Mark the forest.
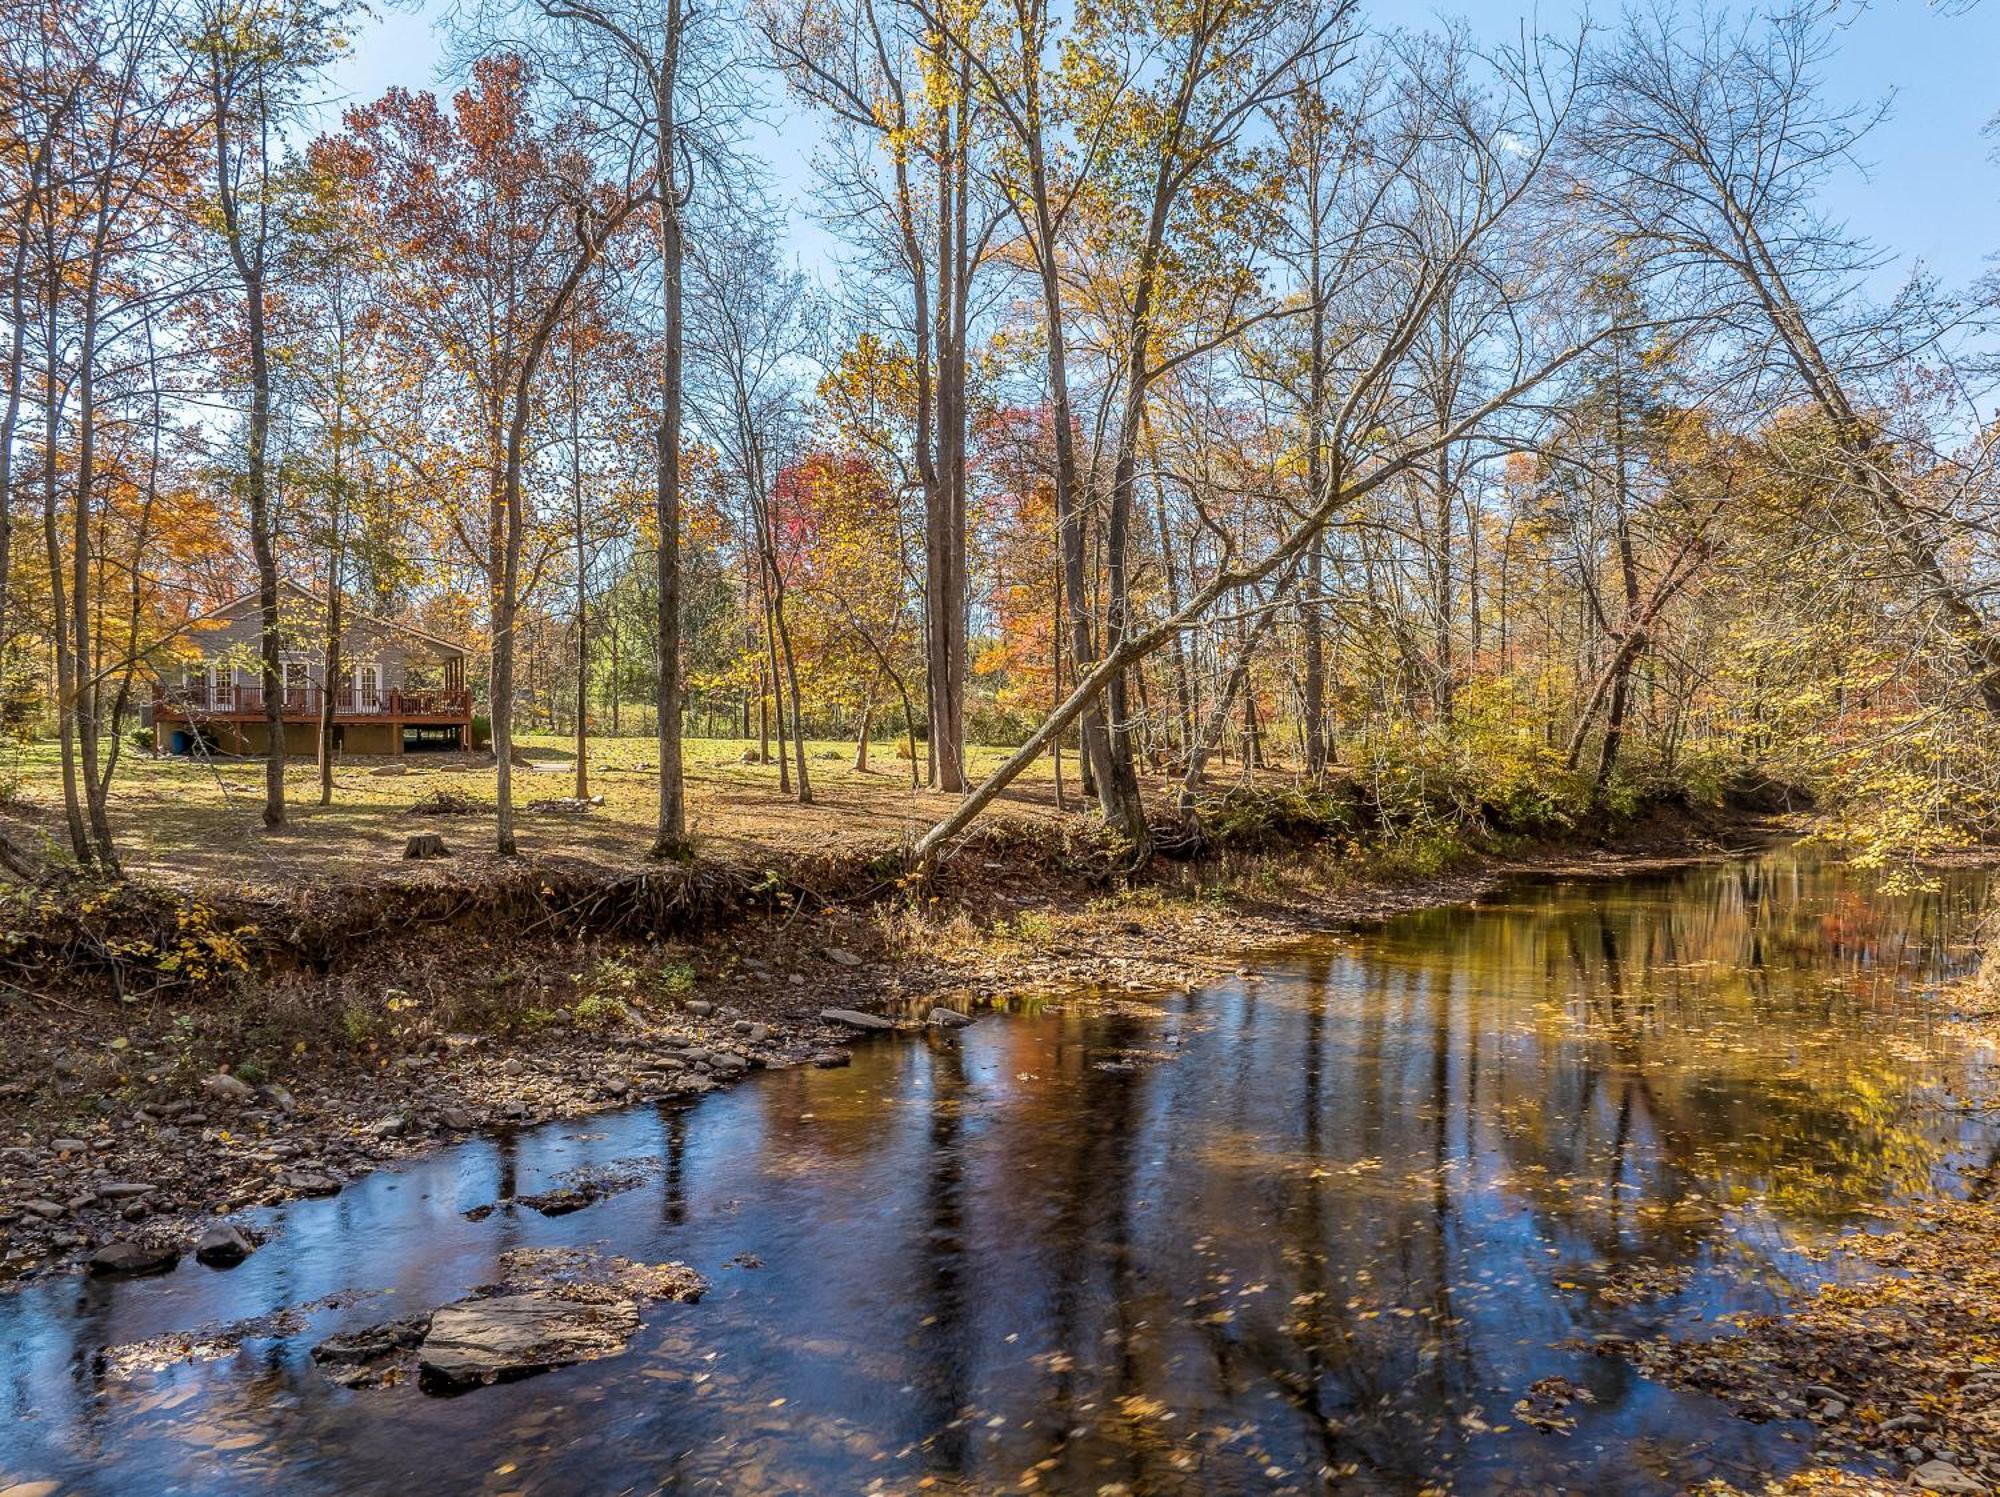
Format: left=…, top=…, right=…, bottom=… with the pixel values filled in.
left=0, top=0, right=1995, bottom=886
left=9, top=2, right=2000, bottom=1493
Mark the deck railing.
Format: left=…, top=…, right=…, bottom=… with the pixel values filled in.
left=155, top=683, right=472, bottom=719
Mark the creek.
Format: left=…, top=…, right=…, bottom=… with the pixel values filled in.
left=1, top=846, right=1995, bottom=1495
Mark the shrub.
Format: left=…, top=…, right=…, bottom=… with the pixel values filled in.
left=571, top=992, right=632, bottom=1030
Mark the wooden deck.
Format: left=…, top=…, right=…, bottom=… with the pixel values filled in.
left=153, top=685, right=473, bottom=725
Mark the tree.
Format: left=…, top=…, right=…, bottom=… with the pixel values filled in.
left=470, top=0, right=744, bottom=856
left=345, top=55, right=650, bottom=854
left=765, top=0, right=998, bottom=794
left=192, top=0, right=354, bottom=830
left=1587, top=6, right=2000, bottom=719
left=686, top=217, right=816, bottom=803
left=910, top=26, right=1617, bottom=868
left=22, top=0, right=197, bottom=869
left=277, top=132, right=398, bottom=806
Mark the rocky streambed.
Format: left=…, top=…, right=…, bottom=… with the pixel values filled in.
left=0, top=994, right=962, bottom=1285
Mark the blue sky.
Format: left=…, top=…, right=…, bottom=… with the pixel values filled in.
left=324, top=0, right=2000, bottom=297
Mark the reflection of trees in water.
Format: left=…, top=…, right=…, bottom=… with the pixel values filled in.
left=1354, top=850, right=1986, bottom=1228
left=656, top=1106, right=688, bottom=1227
left=1142, top=850, right=1996, bottom=1487
left=911, top=1033, right=972, bottom=1471
left=23, top=852, right=1993, bottom=1497
left=1268, top=952, right=1483, bottom=1486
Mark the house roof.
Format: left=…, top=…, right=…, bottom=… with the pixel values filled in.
left=200, top=581, right=469, bottom=659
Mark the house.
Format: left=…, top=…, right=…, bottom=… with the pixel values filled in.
left=152, top=581, right=473, bottom=757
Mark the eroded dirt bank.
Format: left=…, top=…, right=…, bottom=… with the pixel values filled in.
left=0, top=805, right=1770, bottom=1285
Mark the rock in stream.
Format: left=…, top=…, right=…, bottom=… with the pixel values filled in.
left=417, top=1293, right=640, bottom=1393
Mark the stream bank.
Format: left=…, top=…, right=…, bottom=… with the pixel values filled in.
left=0, top=803, right=1766, bottom=1285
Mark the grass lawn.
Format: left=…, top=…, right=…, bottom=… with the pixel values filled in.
left=0, top=731, right=1079, bottom=889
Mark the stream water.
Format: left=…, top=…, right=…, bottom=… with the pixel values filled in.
left=2, top=845, right=1997, bottom=1496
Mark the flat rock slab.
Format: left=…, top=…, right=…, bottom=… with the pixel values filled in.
left=418, top=1292, right=640, bottom=1393
left=820, top=1008, right=896, bottom=1032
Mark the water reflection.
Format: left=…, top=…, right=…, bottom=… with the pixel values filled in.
left=0, top=846, right=1993, bottom=1495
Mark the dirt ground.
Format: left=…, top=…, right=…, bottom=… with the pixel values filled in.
left=0, top=733, right=1116, bottom=889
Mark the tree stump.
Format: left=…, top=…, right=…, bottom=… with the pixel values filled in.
left=403, top=833, right=450, bottom=860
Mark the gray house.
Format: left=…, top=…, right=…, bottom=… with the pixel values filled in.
left=153, top=581, right=473, bottom=756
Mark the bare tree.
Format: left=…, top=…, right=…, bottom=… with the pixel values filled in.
left=685, top=216, right=818, bottom=804
left=911, top=27, right=1618, bottom=869
left=192, top=0, right=354, bottom=829
left=466, top=0, right=747, bottom=856
left=1586, top=5, right=2000, bottom=716
left=763, top=0, right=1001, bottom=795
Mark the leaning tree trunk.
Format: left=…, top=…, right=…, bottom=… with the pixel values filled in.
left=1594, top=656, right=1635, bottom=792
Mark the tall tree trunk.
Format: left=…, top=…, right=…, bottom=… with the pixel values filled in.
left=1016, top=57, right=1120, bottom=826
left=854, top=671, right=877, bottom=772
left=213, top=117, right=286, bottom=828
left=760, top=562, right=789, bottom=793
left=41, top=330, right=89, bottom=865
left=769, top=562, right=812, bottom=805
left=0, top=187, right=30, bottom=726
left=1094, top=87, right=1196, bottom=862
left=608, top=613, right=620, bottom=734
left=493, top=192, right=644, bottom=854
left=1051, top=561, right=1067, bottom=811
left=570, top=362, right=591, bottom=802
left=318, top=567, right=342, bottom=806
left=925, top=88, right=972, bottom=795
left=1148, top=463, right=1193, bottom=765
left=651, top=16, right=687, bottom=854
left=318, top=403, right=345, bottom=807
left=1594, top=660, right=1633, bottom=790
left=1431, top=445, right=1454, bottom=723
left=757, top=664, right=770, bottom=767
left=75, top=229, right=117, bottom=867
left=1301, top=231, right=1330, bottom=780
left=493, top=467, right=519, bottom=855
